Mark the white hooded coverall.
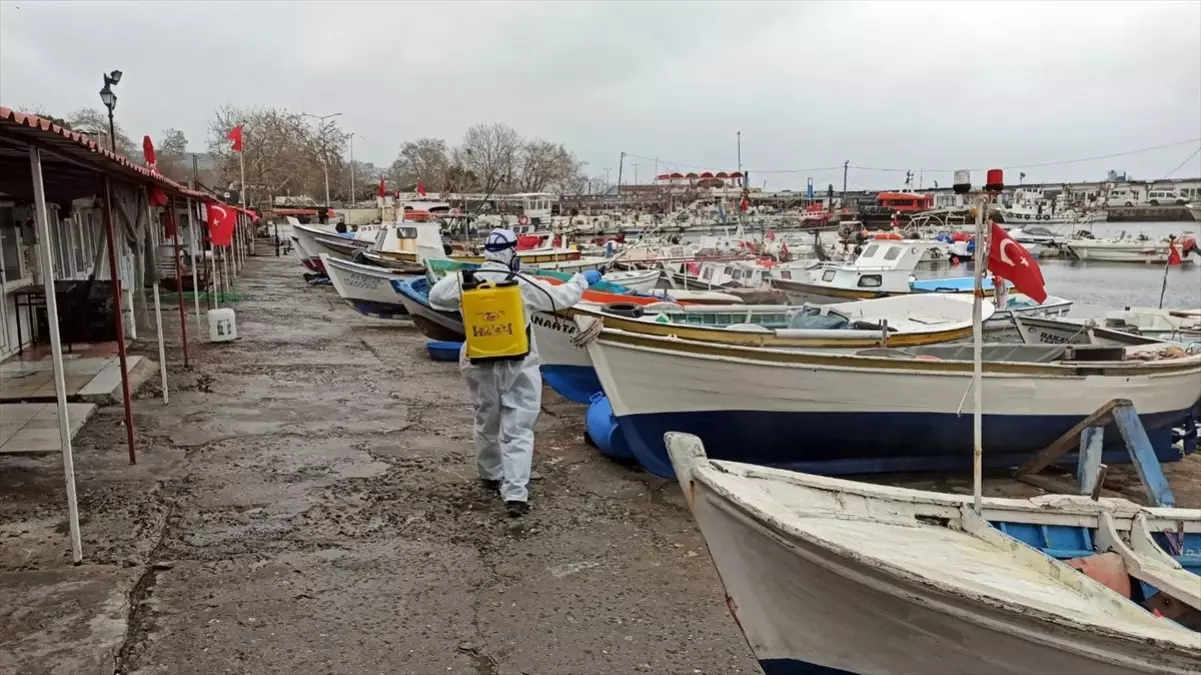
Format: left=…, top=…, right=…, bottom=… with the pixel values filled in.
left=428, top=232, right=589, bottom=503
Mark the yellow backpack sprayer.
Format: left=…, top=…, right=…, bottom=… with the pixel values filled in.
left=460, top=269, right=530, bottom=363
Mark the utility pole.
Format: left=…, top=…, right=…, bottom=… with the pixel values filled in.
left=842, top=160, right=849, bottom=200
left=631, top=162, right=640, bottom=186
left=604, top=168, right=611, bottom=188
left=617, top=152, right=625, bottom=194
left=348, top=132, right=356, bottom=205
left=736, top=130, right=742, bottom=175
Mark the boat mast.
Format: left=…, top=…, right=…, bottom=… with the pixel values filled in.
left=971, top=187, right=985, bottom=515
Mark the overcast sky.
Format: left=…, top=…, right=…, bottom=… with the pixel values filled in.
left=2, top=0, right=1199, bottom=190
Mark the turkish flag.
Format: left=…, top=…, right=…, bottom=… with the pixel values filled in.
left=987, top=222, right=1046, bottom=303
left=206, top=202, right=236, bottom=246
left=1167, top=239, right=1182, bottom=266
left=378, top=177, right=387, bottom=198
left=142, top=135, right=157, bottom=170
left=228, top=124, right=244, bottom=152
left=416, top=181, right=427, bottom=197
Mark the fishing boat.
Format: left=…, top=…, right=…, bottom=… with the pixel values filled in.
left=1101, top=308, right=1201, bottom=342
left=580, top=325, right=1201, bottom=477
left=1003, top=315, right=1172, bottom=347
left=321, top=254, right=415, bottom=319
left=1008, top=225, right=1068, bottom=246
left=394, top=262, right=704, bottom=343
left=601, top=268, right=660, bottom=292
left=293, top=222, right=376, bottom=260
left=664, top=433, right=1201, bottom=675
left=1067, top=234, right=1198, bottom=264
left=535, top=294, right=989, bottom=403
left=391, top=277, right=465, bottom=341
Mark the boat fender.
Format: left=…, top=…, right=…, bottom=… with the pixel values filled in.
left=1024, top=213, right=1031, bottom=220
left=603, top=302, right=644, bottom=318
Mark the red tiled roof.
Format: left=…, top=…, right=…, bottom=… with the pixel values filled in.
left=0, top=105, right=189, bottom=193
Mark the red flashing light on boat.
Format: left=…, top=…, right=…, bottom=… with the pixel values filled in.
left=985, top=169, right=1004, bottom=193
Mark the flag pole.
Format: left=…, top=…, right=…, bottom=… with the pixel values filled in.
left=1158, top=235, right=1175, bottom=309
left=971, top=189, right=986, bottom=515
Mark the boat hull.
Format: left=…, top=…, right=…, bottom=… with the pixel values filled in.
left=323, top=255, right=414, bottom=319
left=391, top=279, right=466, bottom=341
left=1069, top=243, right=1197, bottom=264
left=687, top=472, right=1196, bottom=675
left=588, top=334, right=1201, bottom=478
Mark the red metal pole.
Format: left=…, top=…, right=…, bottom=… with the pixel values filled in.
left=102, top=177, right=138, bottom=464
left=167, top=198, right=190, bottom=368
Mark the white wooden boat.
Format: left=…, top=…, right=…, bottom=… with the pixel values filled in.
left=602, top=268, right=660, bottom=292
left=665, top=433, right=1201, bottom=675
left=391, top=277, right=465, bottom=341
left=293, top=222, right=376, bottom=261
left=1102, top=308, right=1201, bottom=342
left=536, top=294, right=991, bottom=403
left=1008, top=225, right=1068, bottom=246
left=770, top=240, right=1002, bottom=304
left=1067, top=236, right=1198, bottom=264
left=580, top=325, right=1201, bottom=477
left=321, top=254, right=416, bottom=320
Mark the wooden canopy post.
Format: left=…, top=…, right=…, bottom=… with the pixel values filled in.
left=144, top=190, right=169, bottom=404
left=102, top=176, right=138, bottom=464
left=167, top=198, right=190, bottom=368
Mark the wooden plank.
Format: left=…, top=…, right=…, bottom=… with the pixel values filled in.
left=1112, top=405, right=1176, bottom=508
left=1015, top=398, right=1125, bottom=476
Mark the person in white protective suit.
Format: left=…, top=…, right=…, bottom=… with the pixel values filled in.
left=429, top=228, right=600, bottom=517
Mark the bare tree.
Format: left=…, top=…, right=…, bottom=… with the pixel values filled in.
left=155, top=128, right=189, bottom=183
left=208, top=106, right=349, bottom=207
left=396, top=138, right=451, bottom=191
left=68, top=107, right=137, bottom=158
left=458, top=123, right=520, bottom=195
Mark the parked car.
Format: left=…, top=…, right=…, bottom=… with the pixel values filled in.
left=1147, top=189, right=1187, bottom=206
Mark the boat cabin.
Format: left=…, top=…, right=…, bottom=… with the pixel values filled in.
left=497, top=193, right=555, bottom=226
left=876, top=192, right=934, bottom=213
left=802, top=241, right=927, bottom=294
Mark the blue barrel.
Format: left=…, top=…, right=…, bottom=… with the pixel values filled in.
left=426, top=340, right=463, bottom=362
left=585, top=394, right=633, bottom=460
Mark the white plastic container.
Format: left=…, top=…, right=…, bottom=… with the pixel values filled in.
left=208, top=307, right=238, bottom=342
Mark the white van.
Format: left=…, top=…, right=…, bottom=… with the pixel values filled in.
left=1104, top=188, right=1142, bottom=207
left=1146, top=189, right=1186, bottom=206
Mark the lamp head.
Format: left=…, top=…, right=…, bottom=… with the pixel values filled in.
left=99, top=86, right=117, bottom=111
left=109, top=70, right=122, bottom=84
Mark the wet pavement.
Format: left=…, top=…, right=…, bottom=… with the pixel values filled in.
left=4, top=251, right=1200, bottom=675
left=0, top=253, right=756, bottom=675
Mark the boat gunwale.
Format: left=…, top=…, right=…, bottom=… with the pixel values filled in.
left=686, top=461, right=1201, bottom=662
left=563, top=303, right=984, bottom=349
left=592, top=327, right=1201, bottom=377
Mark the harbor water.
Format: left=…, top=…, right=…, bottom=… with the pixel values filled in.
left=916, top=222, right=1200, bottom=317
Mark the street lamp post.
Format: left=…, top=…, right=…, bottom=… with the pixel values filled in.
left=98, top=69, right=122, bottom=152
left=302, top=111, right=343, bottom=205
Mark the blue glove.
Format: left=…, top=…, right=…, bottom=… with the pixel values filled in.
left=583, top=269, right=602, bottom=286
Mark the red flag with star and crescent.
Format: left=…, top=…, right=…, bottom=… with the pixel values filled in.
left=987, top=221, right=1046, bottom=303
left=206, top=202, right=236, bottom=247
left=227, top=125, right=244, bottom=152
